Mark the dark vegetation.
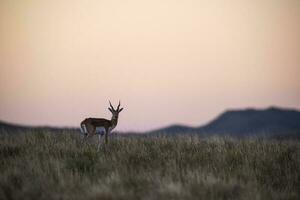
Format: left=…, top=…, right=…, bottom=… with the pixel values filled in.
left=0, top=131, right=299, bottom=200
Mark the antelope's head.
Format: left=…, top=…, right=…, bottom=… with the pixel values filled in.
left=108, top=101, right=123, bottom=120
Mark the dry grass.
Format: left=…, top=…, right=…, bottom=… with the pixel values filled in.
left=0, top=131, right=299, bottom=200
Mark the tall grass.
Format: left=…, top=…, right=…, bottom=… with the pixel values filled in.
left=0, top=131, right=299, bottom=200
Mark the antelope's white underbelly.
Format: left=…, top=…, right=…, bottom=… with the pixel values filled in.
left=95, top=127, right=105, bottom=134
left=95, top=126, right=115, bottom=134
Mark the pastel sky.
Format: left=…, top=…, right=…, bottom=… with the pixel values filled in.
left=0, top=0, right=299, bottom=131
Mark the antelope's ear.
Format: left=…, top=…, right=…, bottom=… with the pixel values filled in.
left=108, top=108, right=113, bottom=112
left=119, top=108, right=124, bottom=113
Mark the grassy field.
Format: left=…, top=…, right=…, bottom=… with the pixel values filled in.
left=0, top=131, right=299, bottom=200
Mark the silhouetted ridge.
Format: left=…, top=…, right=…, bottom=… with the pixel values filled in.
left=150, top=107, right=300, bottom=137
left=0, top=120, right=79, bottom=134
left=149, top=124, right=194, bottom=135
left=198, top=107, right=300, bottom=135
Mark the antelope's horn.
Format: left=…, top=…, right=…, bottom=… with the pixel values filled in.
left=117, top=100, right=121, bottom=111
left=109, top=101, right=114, bottom=110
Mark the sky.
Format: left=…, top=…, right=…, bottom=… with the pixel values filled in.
left=0, top=0, right=300, bottom=131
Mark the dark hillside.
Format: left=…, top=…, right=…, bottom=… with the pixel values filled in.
left=149, top=107, right=300, bottom=137
left=0, top=120, right=78, bottom=134
left=198, top=107, right=300, bottom=136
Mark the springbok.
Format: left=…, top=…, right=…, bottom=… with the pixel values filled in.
left=80, top=101, right=123, bottom=149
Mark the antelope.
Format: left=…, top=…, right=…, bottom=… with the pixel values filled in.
left=80, top=101, right=123, bottom=150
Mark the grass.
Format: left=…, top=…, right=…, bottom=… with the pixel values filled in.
left=0, top=131, right=299, bottom=200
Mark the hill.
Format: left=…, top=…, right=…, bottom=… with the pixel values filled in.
left=0, top=120, right=78, bottom=134
left=198, top=107, right=300, bottom=135
left=149, top=107, right=300, bottom=137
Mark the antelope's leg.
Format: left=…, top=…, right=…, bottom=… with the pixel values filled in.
left=81, top=126, right=89, bottom=145
left=97, top=134, right=103, bottom=151
left=86, top=123, right=96, bottom=135
left=82, top=124, right=96, bottom=145
left=105, top=128, right=109, bottom=144
left=81, top=133, right=87, bottom=144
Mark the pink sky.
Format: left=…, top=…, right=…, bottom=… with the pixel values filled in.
left=0, top=0, right=300, bottom=131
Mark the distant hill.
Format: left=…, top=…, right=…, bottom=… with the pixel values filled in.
left=0, top=121, right=79, bottom=134
left=149, top=107, right=300, bottom=137
left=149, top=124, right=195, bottom=135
